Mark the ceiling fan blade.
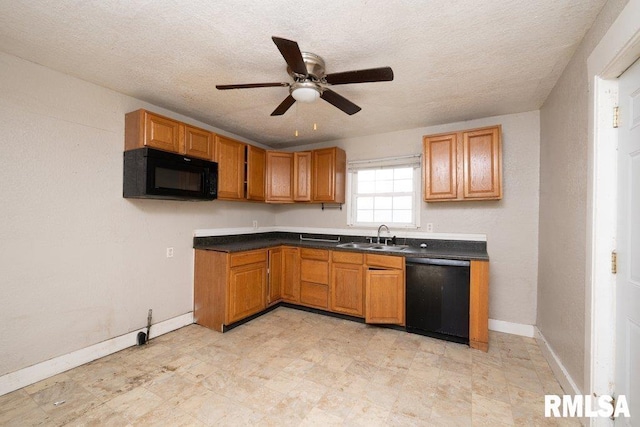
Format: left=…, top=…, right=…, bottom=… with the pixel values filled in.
left=272, top=36, right=308, bottom=76
left=216, top=82, right=289, bottom=90
left=271, top=95, right=296, bottom=116
left=320, top=89, right=361, bottom=115
left=325, top=67, right=394, bottom=85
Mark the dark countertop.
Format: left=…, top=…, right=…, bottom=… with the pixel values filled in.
left=193, top=231, right=488, bottom=261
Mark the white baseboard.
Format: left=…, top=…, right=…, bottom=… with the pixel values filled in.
left=489, top=318, right=536, bottom=337
left=0, top=312, right=194, bottom=396
left=534, top=327, right=582, bottom=395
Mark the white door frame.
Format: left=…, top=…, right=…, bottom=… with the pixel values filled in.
left=587, top=1, right=640, bottom=425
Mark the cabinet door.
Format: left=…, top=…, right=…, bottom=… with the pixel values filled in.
left=268, top=248, right=283, bottom=305
left=299, top=249, right=329, bottom=309
left=184, top=125, right=214, bottom=160
left=423, top=133, right=458, bottom=201
left=312, top=147, right=346, bottom=203
left=282, top=247, right=300, bottom=302
left=365, top=269, right=404, bottom=325
left=266, top=151, right=294, bottom=202
left=294, top=151, right=312, bottom=202
left=247, top=145, right=266, bottom=201
left=300, top=282, right=329, bottom=309
left=462, top=126, right=502, bottom=200
left=215, top=135, right=246, bottom=200
left=331, top=263, right=364, bottom=317
left=227, top=262, right=267, bottom=324
left=145, top=112, right=183, bottom=153
left=123, top=110, right=184, bottom=153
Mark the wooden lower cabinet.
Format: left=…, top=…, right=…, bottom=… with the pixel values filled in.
left=281, top=247, right=300, bottom=302
left=299, top=248, right=329, bottom=309
left=193, top=248, right=267, bottom=331
left=469, top=260, right=489, bottom=351
left=227, top=261, right=267, bottom=324
left=268, top=247, right=283, bottom=305
left=330, top=251, right=364, bottom=316
left=194, top=246, right=488, bottom=352
left=365, top=254, right=405, bottom=325
left=300, top=282, right=329, bottom=309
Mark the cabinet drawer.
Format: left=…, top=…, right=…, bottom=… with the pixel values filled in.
left=300, top=281, right=328, bottom=309
left=230, top=250, right=267, bottom=267
left=332, top=251, right=364, bottom=264
left=365, top=254, right=404, bottom=270
left=300, top=248, right=329, bottom=261
left=300, top=259, right=329, bottom=284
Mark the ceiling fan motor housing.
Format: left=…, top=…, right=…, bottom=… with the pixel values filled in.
left=288, top=52, right=326, bottom=80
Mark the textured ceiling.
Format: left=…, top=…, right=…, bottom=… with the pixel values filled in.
left=0, top=0, right=606, bottom=148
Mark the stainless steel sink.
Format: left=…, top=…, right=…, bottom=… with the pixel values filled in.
left=336, top=242, right=411, bottom=252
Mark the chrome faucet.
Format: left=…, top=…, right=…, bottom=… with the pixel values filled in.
left=377, top=224, right=390, bottom=244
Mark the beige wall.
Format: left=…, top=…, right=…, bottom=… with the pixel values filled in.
left=276, top=111, right=541, bottom=327
left=538, top=0, right=628, bottom=393
left=0, top=52, right=277, bottom=376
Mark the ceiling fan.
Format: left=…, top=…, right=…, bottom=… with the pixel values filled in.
left=216, top=36, right=394, bottom=116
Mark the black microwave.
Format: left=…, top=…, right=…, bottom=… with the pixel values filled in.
left=123, top=148, right=218, bottom=200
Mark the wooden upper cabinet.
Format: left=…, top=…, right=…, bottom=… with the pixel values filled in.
left=184, top=125, right=215, bottom=160
left=463, top=127, right=502, bottom=199
left=266, top=151, right=294, bottom=202
left=312, top=147, right=346, bottom=203
left=423, top=133, right=458, bottom=200
left=125, top=109, right=216, bottom=160
left=246, top=145, right=266, bottom=201
left=125, top=109, right=183, bottom=153
left=294, top=151, right=312, bottom=202
left=215, top=135, right=246, bottom=200
left=215, top=136, right=266, bottom=201
left=423, top=125, right=502, bottom=202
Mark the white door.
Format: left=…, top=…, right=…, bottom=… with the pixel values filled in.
left=616, top=57, right=640, bottom=426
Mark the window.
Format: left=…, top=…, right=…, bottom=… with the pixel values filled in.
left=347, top=155, right=421, bottom=228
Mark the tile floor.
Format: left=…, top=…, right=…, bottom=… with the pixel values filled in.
left=0, top=307, right=579, bottom=426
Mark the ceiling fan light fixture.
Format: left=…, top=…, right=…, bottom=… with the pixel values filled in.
left=291, top=83, right=320, bottom=103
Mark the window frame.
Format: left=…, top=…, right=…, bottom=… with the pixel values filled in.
left=346, top=156, right=422, bottom=229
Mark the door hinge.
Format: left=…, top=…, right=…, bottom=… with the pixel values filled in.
left=613, top=106, right=620, bottom=128
left=611, top=251, right=617, bottom=274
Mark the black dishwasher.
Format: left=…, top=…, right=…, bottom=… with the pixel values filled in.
left=405, top=258, right=470, bottom=344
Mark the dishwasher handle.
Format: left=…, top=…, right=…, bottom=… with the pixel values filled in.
left=405, top=257, right=470, bottom=267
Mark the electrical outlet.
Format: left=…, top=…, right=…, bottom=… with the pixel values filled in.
left=426, top=223, right=434, bottom=233
left=252, top=220, right=258, bottom=228
left=166, top=247, right=174, bottom=258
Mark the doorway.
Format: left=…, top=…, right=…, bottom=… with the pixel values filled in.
left=588, top=1, right=640, bottom=425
